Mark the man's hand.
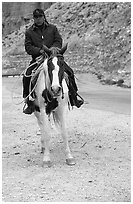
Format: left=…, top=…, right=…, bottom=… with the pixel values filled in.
left=40, top=48, right=45, bottom=55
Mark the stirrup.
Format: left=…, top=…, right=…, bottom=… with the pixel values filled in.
left=29, top=95, right=35, bottom=101
left=76, top=93, right=84, bottom=103
left=23, top=103, right=26, bottom=112
left=23, top=102, right=35, bottom=114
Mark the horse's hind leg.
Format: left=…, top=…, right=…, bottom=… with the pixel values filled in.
left=34, top=110, right=51, bottom=166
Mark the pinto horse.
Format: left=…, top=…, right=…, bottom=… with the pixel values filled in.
left=33, top=44, right=75, bottom=166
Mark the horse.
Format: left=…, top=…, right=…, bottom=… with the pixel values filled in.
left=32, top=44, right=76, bottom=167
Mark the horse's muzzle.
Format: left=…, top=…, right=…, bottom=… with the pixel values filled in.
left=51, top=85, right=62, bottom=97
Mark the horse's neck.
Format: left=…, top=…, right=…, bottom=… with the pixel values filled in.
left=43, top=59, right=51, bottom=89
left=62, top=78, right=69, bottom=94
left=35, top=70, right=45, bottom=95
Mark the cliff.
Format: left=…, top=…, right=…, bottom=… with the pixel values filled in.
left=2, top=2, right=53, bottom=36
left=2, top=2, right=131, bottom=88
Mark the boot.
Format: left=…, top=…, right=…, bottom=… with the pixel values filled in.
left=75, top=98, right=84, bottom=108
left=64, top=65, right=84, bottom=108
left=69, top=92, right=84, bottom=108
left=22, top=71, right=34, bottom=114
left=23, top=97, right=35, bottom=114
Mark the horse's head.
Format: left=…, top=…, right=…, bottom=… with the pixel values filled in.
left=43, top=44, right=68, bottom=97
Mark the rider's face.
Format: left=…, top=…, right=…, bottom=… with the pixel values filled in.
left=33, top=15, right=45, bottom=26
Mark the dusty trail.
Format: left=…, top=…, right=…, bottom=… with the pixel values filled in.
left=2, top=74, right=131, bottom=202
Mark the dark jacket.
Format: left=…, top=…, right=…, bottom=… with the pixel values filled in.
left=25, top=23, right=62, bottom=59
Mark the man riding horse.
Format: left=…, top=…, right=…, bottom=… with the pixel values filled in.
left=23, top=8, right=84, bottom=114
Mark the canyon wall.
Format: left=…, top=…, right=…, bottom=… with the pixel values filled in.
left=2, top=2, right=53, bottom=36
left=2, top=2, right=131, bottom=87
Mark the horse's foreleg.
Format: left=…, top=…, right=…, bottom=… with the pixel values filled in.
left=34, top=111, right=45, bottom=152
left=55, top=109, right=76, bottom=165
left=61, top=120, right=76, bottom=165
left=34, top=110, right=51, bottom=165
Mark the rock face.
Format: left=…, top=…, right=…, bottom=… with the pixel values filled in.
left=2, top=2, right=53, bottom=36
left=2, top=2, right=131, bottom=87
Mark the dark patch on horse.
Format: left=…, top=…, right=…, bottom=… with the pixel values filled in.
left=45, top=99, right=58, bottom=115
left=42, top=89, right=53, bottom=102
left=42, top=89, right=58, bottom=115
left=35, top=105, right=40, bottom=112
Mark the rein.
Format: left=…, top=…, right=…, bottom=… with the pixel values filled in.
left=23, top=62, right=37, bottom=78
left=11, top=71, right=38, bottom=105
left=24, top=55, right=46, bottom=78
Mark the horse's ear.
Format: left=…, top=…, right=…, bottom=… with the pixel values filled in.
left=59, top=43, right=68, bottom=55
left=42, top=45, right=52, bottom=56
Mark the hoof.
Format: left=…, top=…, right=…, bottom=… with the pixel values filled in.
left=42, top=160, right=52, bottom=168
left=66, top=158, right=76, bottom=166
left=41, top=147, right=45, bottom=154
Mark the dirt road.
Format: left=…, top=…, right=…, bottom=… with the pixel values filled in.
left=2, top=73, right=131, bottom=202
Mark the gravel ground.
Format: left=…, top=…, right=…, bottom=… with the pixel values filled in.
left=2, top=75, right=131, bottom=202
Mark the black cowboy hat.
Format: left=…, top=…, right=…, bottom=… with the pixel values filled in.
left=33, top=8, right=45, bottom=17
